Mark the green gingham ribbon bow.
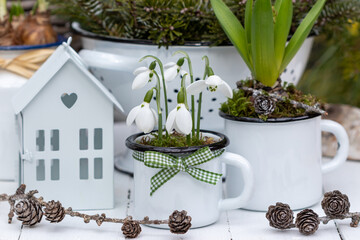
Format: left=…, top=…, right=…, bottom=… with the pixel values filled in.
left=133, top=147, right=224, bottom=196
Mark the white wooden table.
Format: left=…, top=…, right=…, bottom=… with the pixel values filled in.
left=0, top=160, right=359, bottom=240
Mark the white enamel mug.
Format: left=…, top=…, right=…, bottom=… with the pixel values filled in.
left=126, top=130, right=253, bottom=228
left=223, top=115, right=349, bottom=211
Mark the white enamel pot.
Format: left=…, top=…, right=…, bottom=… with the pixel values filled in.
left=0, top=39, right=64, bottom=180
left=73, top=22, right=314, bottom=132
left=221, top=113, right=349, bottom=211
left=125, top=130, right=253, bottom=228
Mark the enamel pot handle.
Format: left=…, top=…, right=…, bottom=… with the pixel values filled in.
left=218, top=152, right=253, bottom=211
left=321, top=120, right=349, bottom=174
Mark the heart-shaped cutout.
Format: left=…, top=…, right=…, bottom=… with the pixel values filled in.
left=61, top=93, right=77, bottom=109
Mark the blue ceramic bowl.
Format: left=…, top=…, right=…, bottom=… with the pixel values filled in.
left=0, top=35, right=66, bottom=51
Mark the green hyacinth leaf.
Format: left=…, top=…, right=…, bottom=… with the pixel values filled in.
left=281, top=0, right=326, bottom=73
left=245, top=0, right=253, bottom=65
left=210, top=0, right=252, bottom=71
left=251, top=0, right=278, bottom=86
left=245, top=0, right=253, bottom=45
left=274, top=0, right=283, bottom=13
left=274, top=0, right=293, bottom=72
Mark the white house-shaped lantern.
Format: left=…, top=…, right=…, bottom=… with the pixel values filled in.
left=12, top=39, right=123, bottom=210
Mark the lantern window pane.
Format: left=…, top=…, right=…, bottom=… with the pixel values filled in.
left=94, top=128, right=103, bottom=150
left=36, top=130, right=45, bottom=151
left=36, top=159, right=45, bottom=181
left=94, top=158, right=103, bottom=179
left=51, top=159, right=60, bottom=180
left=79, top=158, right=88, bottom=179
left=51, top=130, right=60, bottom=151
left=79, top=129, right=88, bottom=150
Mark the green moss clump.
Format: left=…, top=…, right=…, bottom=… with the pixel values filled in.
left=138, top=132, right=217, bottom=147
left=220, top=80, right=321, bottom=120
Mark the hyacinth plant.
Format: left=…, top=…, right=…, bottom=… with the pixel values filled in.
left=211, top=0, right=328, bottom=120
left=211, top=0, right=326, bottom=87
left=126, top=52, right=232, bottom=147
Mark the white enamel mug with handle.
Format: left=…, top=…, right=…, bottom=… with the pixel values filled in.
left=223, top=115, right=349, bottom=211
left=126, top=130, right=253, bottom=228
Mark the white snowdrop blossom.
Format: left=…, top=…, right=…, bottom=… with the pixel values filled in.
left=164, top=62, right=182, bottom=82
left=186, top=75, right=233, bottom=98
left=166, top=104, right=192, bottom=135
left=132, top=66, right=154, bottom=90
left=126, top=102, right=158, bottom=133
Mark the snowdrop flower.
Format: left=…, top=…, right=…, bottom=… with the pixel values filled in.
left=132, top=61, right=157, bottom=90
left=186, top=75, right=233, bottom=98
left=126, top=102, right=158, bottom=134
left=164, top=58, right=185, bottom=82
left=166, top=104, right=192, bottom=135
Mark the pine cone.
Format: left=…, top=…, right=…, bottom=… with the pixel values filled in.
left=44, top=201, right=65, bottom=223
left=121, top=220, right=142, bottom=238
left=253, top=95, right=275, bottom=116
left=321, top=190, right=350, bottom=218
left=15, top=199, right=43, bottom=226
left=295, top=209, right=320, bottom=235
left=266, top=202, right=294, bottom=229
left=168, top=210, right=192, bottom=234
left=16, top=184, right=26, bottom=195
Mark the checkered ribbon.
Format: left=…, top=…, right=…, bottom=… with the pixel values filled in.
left=133, top=147, right=224, bottom=196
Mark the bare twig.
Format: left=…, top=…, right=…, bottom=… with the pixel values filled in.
left=64, top=209, right=169, bottom=226
left=319, top=212, right=360, bottom=226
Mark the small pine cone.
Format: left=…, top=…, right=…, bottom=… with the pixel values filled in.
left=266, top=202, right=294, bottom=229
left=295, top=209, right=320, bottom=235
left=321, top=190, right=350, bottom=218
left=16, top=184, right=26, bottom=195
left=168, top=210, right=192, bottom=234
left=253, top=95, right=275, bottom=116
left=44, top=201, right=65, bottom=223
left=121, top=220, right=141, bottom=238
left=15, top=199, right=43, bottom=226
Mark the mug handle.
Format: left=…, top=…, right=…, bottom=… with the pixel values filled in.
left=218, top=152, right=253, bottom=211
left=321, top=120, right=349, bottom=174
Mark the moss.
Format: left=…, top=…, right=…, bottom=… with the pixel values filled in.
left=137, top=132, right=217, bottom=147
left=220, top=80, right=322, bottom=120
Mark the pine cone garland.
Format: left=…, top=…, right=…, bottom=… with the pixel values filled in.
left=44, top=201, right=65, bottom=223
left=295, top=209, right=320, bottom=235
left=15, top=199, right=43, bottom=226
left=266, top=202, right=294, bottom=229
left=253, top=95, right=276, bottom=115
left=121, top=220, right=142, bottom=238
left=321, top=190, right=350, bottom=218
left=168, top=210, right=192, bottom=234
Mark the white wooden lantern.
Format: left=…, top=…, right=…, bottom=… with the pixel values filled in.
left=12, top=39, right=123, bottom=210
